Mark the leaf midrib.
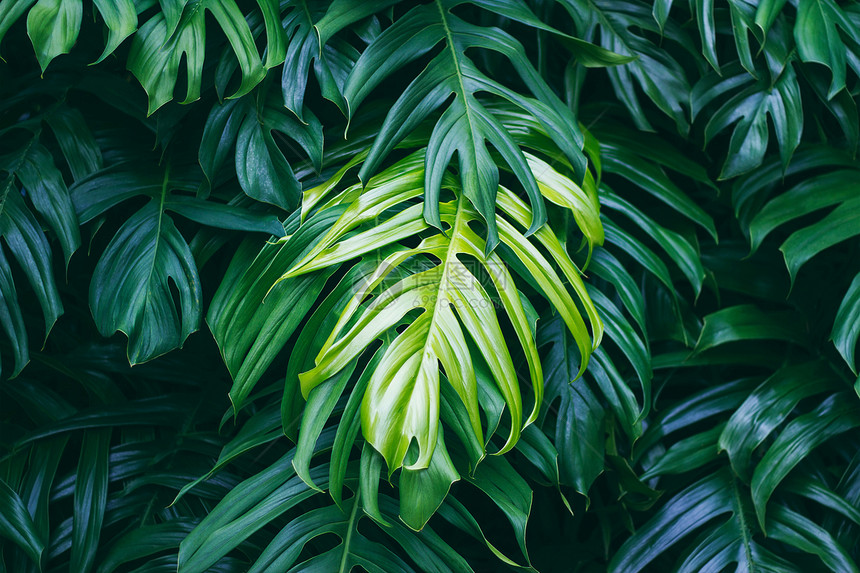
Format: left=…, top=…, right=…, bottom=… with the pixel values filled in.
left=731, top=475, right=757, bottom=572
left=427, top=193, right=466, bottom=336
left=337, top=490, right=362, bottom=572
left=436, top=0, right=477, bottom=142
left=144, top=167, right=170, bottom=306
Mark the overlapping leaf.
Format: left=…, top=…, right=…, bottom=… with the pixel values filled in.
left=747, top=167, right=860, bottom=283
left=211, top=144, right=602, bottom=496
left=560, top=0, right=695, bottom=134
left=794, top=0, right=860, bottom=98
left=280, top=0, right=401, bottom=118
left=0, top=346, right=229, bottom=571
left=0, top=0, right=136, bottom=70
left=127, top=0, right=283, bottom=114
left=339, top=0, right=595, bottom=252
left=703, top=65, right=803, bottom=179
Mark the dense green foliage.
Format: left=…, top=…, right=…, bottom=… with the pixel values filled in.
left=1, top=0, right=859, bottom=571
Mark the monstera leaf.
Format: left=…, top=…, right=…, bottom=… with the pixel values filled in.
left=71, top=163, right=284, bottom=364
left=127, top=0, right=284, bottom=114
left=210, top=136, right=603, bottom=489
left=339, top=0, right=597, bottom=253
left=279, top=0, right=401, bottom=118
left=0, top=0, right=136, bottom=70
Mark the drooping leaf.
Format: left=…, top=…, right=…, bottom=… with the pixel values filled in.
left=0, top=184, right=66, bottom=376
left=91, top=0, right=137, bottom=64
left=399, top=431, right=460, bottom=531
left=127, top=0, right=279, bottom=114
left=280, top=0, right=398, bottom=119
left=538, top=314, right=605, bottom=498
left=794, top=0, right=854, bottom=98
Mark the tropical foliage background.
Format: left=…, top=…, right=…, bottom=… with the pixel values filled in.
left=1, top=0, right=859, bottom=571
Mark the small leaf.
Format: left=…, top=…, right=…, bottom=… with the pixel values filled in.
left=555, top=35, right=637, bottom=67
left=642, top=424, right=723, bottom=480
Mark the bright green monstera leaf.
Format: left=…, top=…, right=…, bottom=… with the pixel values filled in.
left=208, top=130, right=603, bottom=530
